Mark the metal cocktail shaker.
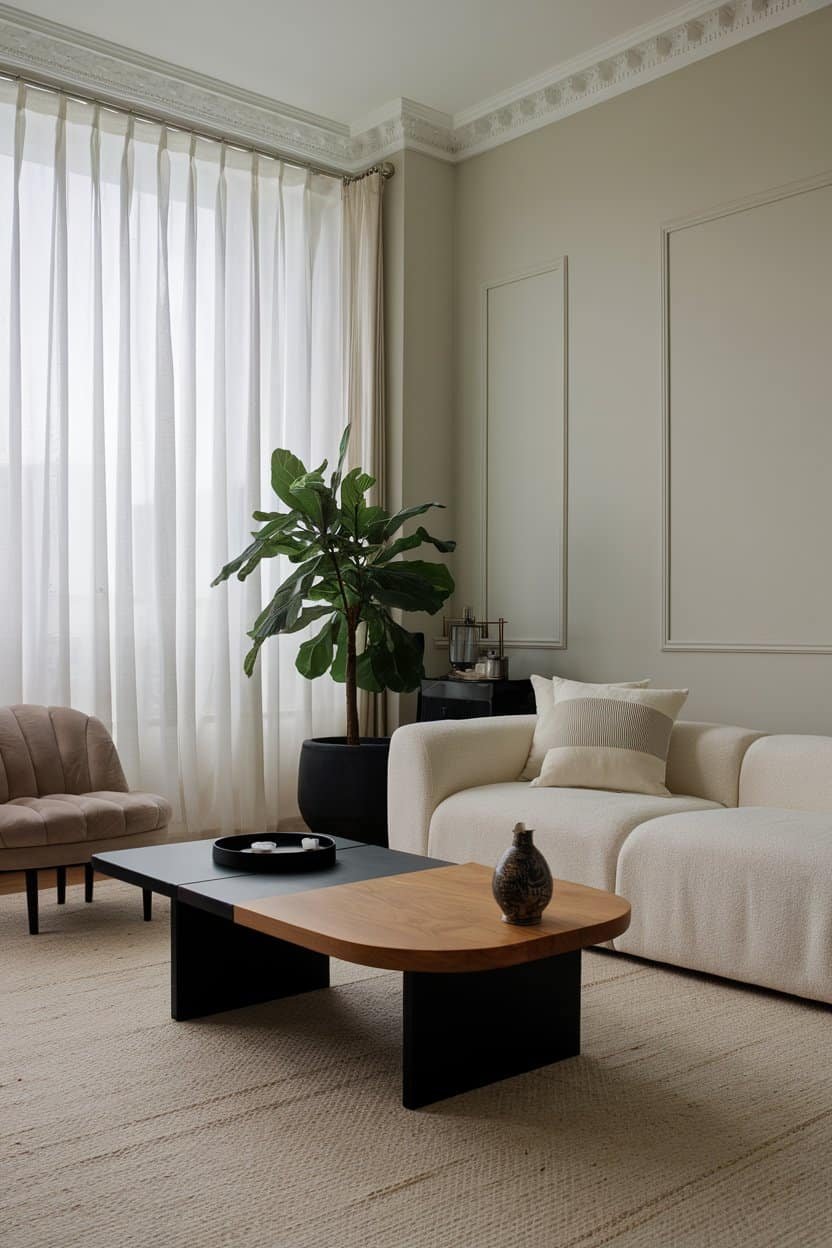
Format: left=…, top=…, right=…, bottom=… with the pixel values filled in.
left=448, top=606, right=479, bottom=670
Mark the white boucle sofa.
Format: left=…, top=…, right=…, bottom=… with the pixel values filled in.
left=387, top=716, right=832, bottom=1005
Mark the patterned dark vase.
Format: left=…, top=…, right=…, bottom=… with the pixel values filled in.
left=492, top=823, right=553, bottom=925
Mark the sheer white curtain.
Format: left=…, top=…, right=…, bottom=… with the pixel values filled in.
left=342, top=170, right=388, bottom=737
left=0, top=80, right=348, bottom=832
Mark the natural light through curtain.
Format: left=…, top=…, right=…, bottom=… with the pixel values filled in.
left=0, top=79, right=347, bottom=833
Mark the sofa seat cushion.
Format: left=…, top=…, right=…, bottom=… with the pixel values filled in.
left=0, top=791, right=171, bottom=851
left=428, top=782, right=721, bottom=891
left=614, top=807, right=832, bottom=1004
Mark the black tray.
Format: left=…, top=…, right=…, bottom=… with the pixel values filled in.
left=212, top=833, right=336, bottom=873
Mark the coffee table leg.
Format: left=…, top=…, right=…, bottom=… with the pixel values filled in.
left=401, top=950, right=581, bottom=1109
left=170, top=899, right=330, bottom=1021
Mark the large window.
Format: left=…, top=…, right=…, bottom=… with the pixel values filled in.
left=0, top=80, right=348, bottom=831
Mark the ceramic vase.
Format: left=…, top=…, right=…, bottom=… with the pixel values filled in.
left=492, top=822, right=553, bottom=925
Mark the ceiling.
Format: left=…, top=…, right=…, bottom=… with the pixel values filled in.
left=9, top=0, right=707, bottom=125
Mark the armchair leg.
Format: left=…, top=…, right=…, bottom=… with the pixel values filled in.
left=84, top=862, right=94, bottom=903
left=142, top=888, right=153, bottom=922
left=56, top=865, right=67, bottom=904
left=25, top=869, right=39, bottom=935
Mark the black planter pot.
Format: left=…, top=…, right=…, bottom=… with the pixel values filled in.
left=297, top=737, right=390, bottom=847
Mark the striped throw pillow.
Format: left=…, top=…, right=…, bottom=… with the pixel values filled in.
left=520, top=675, right=651, bottom=781
left=530, top=680, right=688, bottom=796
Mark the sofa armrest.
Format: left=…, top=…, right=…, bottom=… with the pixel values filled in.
left=387, top=715, right=535, bottom=856
left=665, top=721, right=765, bottom=807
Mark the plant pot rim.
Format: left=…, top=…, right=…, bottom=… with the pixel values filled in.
left=302, top=736, right=390, bottom=749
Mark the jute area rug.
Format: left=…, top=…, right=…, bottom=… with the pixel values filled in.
left=1, top=880, right=830, bottom=1248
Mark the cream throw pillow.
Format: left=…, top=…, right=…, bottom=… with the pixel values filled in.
left=530, top=680, right=689, bottom=796
left=520, top=675, right=651, bottom=781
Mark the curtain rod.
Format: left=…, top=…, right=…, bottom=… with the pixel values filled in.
left=0, top=67, right=394, bottom=184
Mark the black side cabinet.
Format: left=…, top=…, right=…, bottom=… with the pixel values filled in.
left=418, top=677, right=534, bottom=722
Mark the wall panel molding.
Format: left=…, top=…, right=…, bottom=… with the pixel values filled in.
left=481, top=259, right=568, bottom=651
left=661, top=170, right=832, bottom=653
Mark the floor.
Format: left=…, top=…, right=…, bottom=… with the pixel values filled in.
left=1, top=879, right=831, bottom=1248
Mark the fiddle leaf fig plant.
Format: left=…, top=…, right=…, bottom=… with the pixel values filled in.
left=212, top=424, right=455, bottom=746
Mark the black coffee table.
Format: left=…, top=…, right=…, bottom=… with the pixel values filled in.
left=93, top=837, right=440, bottom=1020
left=93, top=838, right=630, bottom=1108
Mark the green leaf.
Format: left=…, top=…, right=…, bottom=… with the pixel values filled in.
left=212, top=540, right=263, bottom=586
left=356, top=649, right=384, bottom=692
left=330, top=424, right=351, bottom=491
left=340, top=468, right=376, bottom=534
left=341, top=467, right=376, bottom=509
left=247, top=555, right=323, bottom=644
left=386, top=617, right=425, bottom=689
left=236, top=538, right=307, bottom=581
left=373, top=526, right=456, bottom=564
left=351, top=504, right=387, bottom=540
left=368, top=560, right=455, bottom=615
left=295, top=618, right=336, bottom=679
left=371, top=502, right=444, bottom=543
left=271, top=447, right=308, bottom=508
left=306, top=576, right=341, bottom=604
left=285, top=540, right=321, bottom=565
left=243, top=565, right=323, bottom=677
left=243, top=642, right=263, bottom=678
left=290, top=470, right=340, bottom=532
left=280, top=605, right=335, bottom=635
left=330, top=615, right=348, bottom=682
left=361, top=612, right=424, bottom=693
left=211, top=512, right=301, bottom=586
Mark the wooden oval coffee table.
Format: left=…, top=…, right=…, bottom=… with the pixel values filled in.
left=93, top=842, right=630, bottom=1109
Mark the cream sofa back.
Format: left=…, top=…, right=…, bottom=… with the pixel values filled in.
left=739, top=735, right=832, bottom=812
left=665, top=721, right=764, bottom=807
left=387, top=715, right=762, bottom=861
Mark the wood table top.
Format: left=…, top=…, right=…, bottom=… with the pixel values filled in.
left=233, top=862, right=631, bottom=973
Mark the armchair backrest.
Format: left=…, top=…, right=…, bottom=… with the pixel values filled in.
left=0, top=705, right=128, bottom=802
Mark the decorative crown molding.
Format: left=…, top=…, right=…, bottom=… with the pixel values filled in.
left=445, top=0, right=831, bottom=161
left=0, top=2, right=355, bottom=170
left=0, top=0, right=827, bottom=172
left=350, top=99, right=457, bottom=166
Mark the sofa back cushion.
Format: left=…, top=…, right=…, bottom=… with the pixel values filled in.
left=0, top=705, right=128, bottom=802
left=665, top=721, right=764, bottom=808
left=531, top=682, right=688, bottom=797
left=521, top=675, right=651, bottom=781
left=739, top=735, right=832, bottom=812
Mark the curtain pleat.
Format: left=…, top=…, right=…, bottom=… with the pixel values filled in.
left=2, top=84, right=25, bottom=702
left=0, top=83, right=354, bottom=832
left=114, top=115, right=140, bottom=781
left=44, top=96, right=70, bottom=706
left=154, top=127, right=179, bottom=802
left=210, top=146, right=234, bottom=831
left=89, top=106, right=112, bottom=725
left=176, top=134, right=199, bottom=829
left=342, top=171, right=387, bottom=737
left=240, top=156, right=265, bottom=833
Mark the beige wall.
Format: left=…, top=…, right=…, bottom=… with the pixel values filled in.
left=451, top=8, right=832, bottom=734
left=384, top=149, right=456, bottom=722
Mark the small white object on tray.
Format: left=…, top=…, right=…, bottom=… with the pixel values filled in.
left=301, top=837, right=320, bottom=850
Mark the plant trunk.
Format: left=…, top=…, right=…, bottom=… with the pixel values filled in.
left=345, top=612, right=360, bottom=746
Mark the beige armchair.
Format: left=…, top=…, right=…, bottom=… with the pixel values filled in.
left=0, top=705, right=171, bottom=934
